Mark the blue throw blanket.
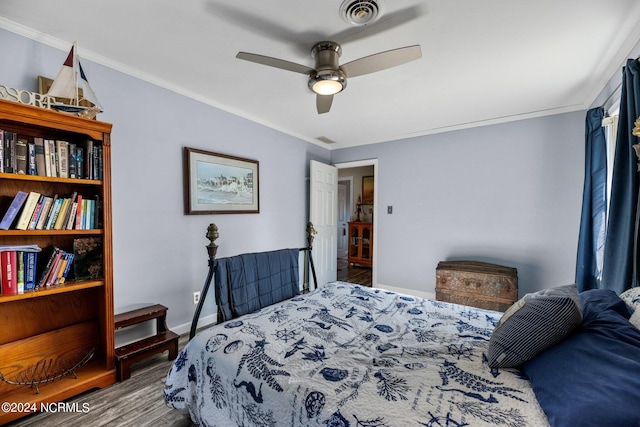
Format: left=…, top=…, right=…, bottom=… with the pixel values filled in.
left=214, top=248, right=300, bottom=322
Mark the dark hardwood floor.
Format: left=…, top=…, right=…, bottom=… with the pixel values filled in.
left=337, top=257, right=372, bottom=286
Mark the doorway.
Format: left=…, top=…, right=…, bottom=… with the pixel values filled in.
left=337, top=181, right=350, bottom=259
left=335, top=160, right=378, bottom=287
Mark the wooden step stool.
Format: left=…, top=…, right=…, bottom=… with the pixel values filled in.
left=114, top=304, right=179, bottom=381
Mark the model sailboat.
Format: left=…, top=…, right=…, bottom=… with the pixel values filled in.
left=46, top=42, right=103, bottom=118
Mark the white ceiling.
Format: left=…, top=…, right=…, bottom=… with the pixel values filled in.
left=2, top=0, right=640, bottom=150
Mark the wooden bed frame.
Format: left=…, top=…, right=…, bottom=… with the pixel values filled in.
left=189, top=222, right=319, bottom=339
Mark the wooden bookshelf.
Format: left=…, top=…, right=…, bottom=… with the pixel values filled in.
left=0, top=99, right=115, bottom=424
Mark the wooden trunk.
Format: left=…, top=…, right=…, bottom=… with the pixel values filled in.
left=435, top=260, right=518, bottom=312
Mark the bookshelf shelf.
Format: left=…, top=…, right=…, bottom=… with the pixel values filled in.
left=0, top=172, right=102, bottom=185
left=0, top=229, right=103, bottom=236
left=0, top=279, right=104, bottom=304
left=0, top=358, right=113, bottom=424
left=0, top=99, right=115, bottom=424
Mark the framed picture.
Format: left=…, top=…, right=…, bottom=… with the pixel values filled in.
left=362, top=175, right=374, bottom=205
left=183, top=147, right=259, bottom=214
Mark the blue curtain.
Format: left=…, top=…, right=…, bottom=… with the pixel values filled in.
left=575, top=107, right=608, bottom=292
left=601, top=59, right=640, bottom=294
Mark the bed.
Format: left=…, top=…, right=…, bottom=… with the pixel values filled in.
left=164, top=224, right=640, bottom=427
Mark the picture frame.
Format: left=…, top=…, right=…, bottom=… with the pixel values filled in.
left=362, top=175, right=374, bottom=205
left=183, top=147, right=259, bottom=214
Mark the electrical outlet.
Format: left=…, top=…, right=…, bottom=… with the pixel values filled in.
left=193, top=291, right=201, bottom=305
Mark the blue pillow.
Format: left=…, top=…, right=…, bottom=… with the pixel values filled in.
left=521, top=289, right=640, bottom=427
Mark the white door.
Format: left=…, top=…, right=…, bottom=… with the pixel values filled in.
left=337, top=183, right=348, bottom=258
left=309, top=160, right=338, bottom=287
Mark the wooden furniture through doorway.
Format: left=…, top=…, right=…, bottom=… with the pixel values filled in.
left=347, top=221, right=373, bottom=267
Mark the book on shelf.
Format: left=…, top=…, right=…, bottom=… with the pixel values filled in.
left=76, top=146, right=84, bottom=179
left=34, top=195, right=54, bottom=230
left=68, top=142, right=77, bottom=178
left=27, top=142, right=37, bottom=175
left=37, top=247, right=66, bottom=288
left=82, top=139, right=102, bottom=180
left=47, top=139, right=57, bottom=177
left=14, top=251, right=39, bottom=294
left=3, top=131, right=16, bottom=173
left=56, top=140, right=69, bottom=178
left=0, top=245, right=40, bottom=295
left=0, top=129, right=4, bottom=173
left=43, top=138, right=53, bottom=176
left=61, top=191, right=77, bottom=229
left=15, top=191, right=41, bottom=230
left=87, top=198, right=95, bottom=229
left=0, top=134, right=100, bottom=181
left=23, top=251, right=38, bottom=291
left=73, top=237, right=102, bottom=281
left=0, top=190, right=28, bottom=230
left=44, top=196, right=63, bottom=230
left=65, top=199, right=78, bottom=230
left=0, top=250, right=17, bottom=295
left=27, top=194, right=45, bottom=230
left=73, top=194, right=83, bottom=229
left=85, top=139, right=93, bottom=179
left=33, top=137, right=46, bottom=176
left=1, top=190, right=97, bottom=231
left=39, top=248, right=74, bottom=287
left=16, top=251, right=24, bottom=294
left=14, top=138, right=28, bottom=174
left=55, top=252, right=74, bottom=285
left=53, top=197, right=71, bottom=230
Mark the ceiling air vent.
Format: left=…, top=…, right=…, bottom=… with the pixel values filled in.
left=316, top=136, right=337, bottom=144
left=340, top=0, right=383, bottom=26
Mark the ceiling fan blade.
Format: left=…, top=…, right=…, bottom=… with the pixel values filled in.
left=341, top=45, right=422, bottom=78
left=236, top=52, right=314, bottom=75
left=317, top=94, right=333, bottom=114
left=334, top=5, right=424, bottom=45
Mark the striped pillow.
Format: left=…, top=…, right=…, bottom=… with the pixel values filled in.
left=487, top=284, right=582, bottom=368
left=620, top=287, right=640, bottom=330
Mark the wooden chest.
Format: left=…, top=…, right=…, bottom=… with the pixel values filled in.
left=435, top=260, right=518, bottom=312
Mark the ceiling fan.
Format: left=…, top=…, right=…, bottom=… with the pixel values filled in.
left=236, top=42, right=422, bottom=114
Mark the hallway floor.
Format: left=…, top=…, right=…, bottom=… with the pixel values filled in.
left=337, top=258, right=372, bottom=287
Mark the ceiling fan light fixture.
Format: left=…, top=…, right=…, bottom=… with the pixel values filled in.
left=309, top=71, right=346, bottom=95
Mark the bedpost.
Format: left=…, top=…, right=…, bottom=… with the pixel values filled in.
left=303, top=222, right=318, bottom=293
left=189, top=223, right=219, bottom=340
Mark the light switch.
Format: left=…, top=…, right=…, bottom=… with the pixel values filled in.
left=387, top=206, right=393, bottom=214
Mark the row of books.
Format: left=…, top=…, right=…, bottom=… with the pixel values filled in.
left=0, top=130, right=103, bottom=180
left=0, top=245, right=40, bottom=295
left=0, top=190, right=100, bottom=231
left=0, top=238, right=102, bottom=296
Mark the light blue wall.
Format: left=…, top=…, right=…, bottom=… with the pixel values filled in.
left=331, top=111, right=585, bottom=297
left=0, top=29, right=330, bottom=334
left=2, top=28, right=588, bottom=329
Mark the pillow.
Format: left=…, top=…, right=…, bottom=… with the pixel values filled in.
left=521, top=289, right=640, bottom=427
left=487, top=284, right=582, bottom=368
left=620, top=287, right=640, bottom=329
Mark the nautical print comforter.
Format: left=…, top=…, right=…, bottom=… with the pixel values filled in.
left=164, top=281, right=549, bottom=426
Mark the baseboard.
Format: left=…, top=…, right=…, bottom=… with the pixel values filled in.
left=373, top=283, right=435, bottom=300
left=172, top=313, right=218, bottom=337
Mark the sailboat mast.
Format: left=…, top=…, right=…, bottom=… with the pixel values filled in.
left=73, top=41, right=79, bottom=106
